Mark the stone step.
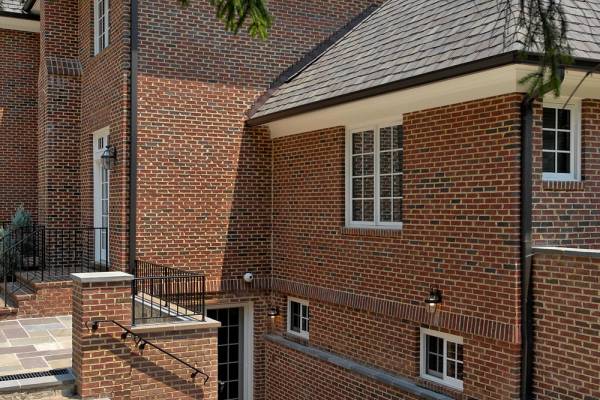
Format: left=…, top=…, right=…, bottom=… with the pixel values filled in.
left=0, top=369, right=76, bottom=399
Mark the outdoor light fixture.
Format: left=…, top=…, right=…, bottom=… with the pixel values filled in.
left=267, top=306, right=279, bottom=318
left=424, top=286, right=442, bottom=313
left=138, top=340, right=146, bottom=351
left=101, top=145, right=117, bottom=171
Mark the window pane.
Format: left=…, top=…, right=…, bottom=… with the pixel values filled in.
left=393, top=175, right=403, bottom=197
left=364, top=154, right=374, bottom=175
left=363, top=200, right=374, bottom=221
left=557, top=109, right=570, bottom=130
left=352, top=200, right=362, bottom=221
left=229, top=345, right=239, bottom=362
left=352, top=133, right=362, bottom=154
left=393, top=126, right=403, bottom=149
left=543, top=108, right=556, bottom=129
left=301, top=319, right=307, bottom=332
left=393, top=150, right=403, bottom=173
left=380, top=175, right=391, bottom=197
left=447, top=360, right=456, bottom=378
left=380, top=152, right=391, bottom=174
left=457, top=344, right=463, bottom=362
left=457, top=362, right=464, bottom=380
left=393, top=199, right=402, bottom=222
left=364, top=177, right=374, bottom=198
left=557, top=132, right=570, bottom=151
left=557, top=153, right=570, bottom=173
left=447, top=342, right=455, bottom=359
left=543, top=152, right=555, bottom=173
left=352, top=178, right=362, bottom=198
left=428, top=354, right=438, bottom=373
left=352, top=155, right=362, bottom=176
left=380, top=199, right=391, bottom=222
left=543, top=131, right=555, bottom=150
left=301, top=304, right=308, bottom=318
left=363, top=131, right=374, bottom=153
left=380, top=127, right=391, bottom=151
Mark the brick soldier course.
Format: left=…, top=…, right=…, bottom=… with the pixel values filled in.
left=1, top=0, right=599, bottom=399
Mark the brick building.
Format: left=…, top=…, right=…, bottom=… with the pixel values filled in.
left=0, top=0, right=599, bottom=399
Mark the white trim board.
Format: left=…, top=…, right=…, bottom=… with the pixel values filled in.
left=0, top=16, right=39, bottom=32
left=265, top=64, right=600, bottom=138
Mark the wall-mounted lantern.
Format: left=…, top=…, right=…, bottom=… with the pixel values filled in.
left=101, top=145, right=117, bottom=171
left=424, top=286, right=442, bottom=313
left=267, top=306, right=280, bottom=319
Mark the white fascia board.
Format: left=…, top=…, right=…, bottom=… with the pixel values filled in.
left=266, top=64, right=600, bottom=138
left=0, top=16, right=40, bottom=32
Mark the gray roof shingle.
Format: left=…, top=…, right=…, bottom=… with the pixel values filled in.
left=250, top=0, right=600, bottom=121
left=0, top=0, right=38, bottom=18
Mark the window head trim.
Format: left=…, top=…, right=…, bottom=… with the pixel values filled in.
left=345, top=119, right=404, bottom=229
left=541, top=99, right=581, bottom=182
left=287, top=297, right=309, bottom=339
left=420, top=328, right=464, bottom=391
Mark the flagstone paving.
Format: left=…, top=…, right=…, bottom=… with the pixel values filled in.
left=0, top=316, right=71, bottom=376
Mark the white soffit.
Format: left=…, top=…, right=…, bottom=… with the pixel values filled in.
left=0, top=16, right=40, bottom=33
left=267, top=64, right=600, bottom=138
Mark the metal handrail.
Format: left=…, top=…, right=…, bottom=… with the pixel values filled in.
left=88, top=319, right=210, bottom=384
left=132, top=260, right=206, bottom=325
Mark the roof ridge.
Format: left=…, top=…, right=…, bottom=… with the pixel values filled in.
left=246, top=3, right=380, bottom=119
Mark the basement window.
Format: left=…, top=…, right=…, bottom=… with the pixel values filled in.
left=345, top=123, right=403, bottom=228
left=287, top=298, right=309, bottom=339
left=94, top=0, right=110, bottom=55
left=420, top=328, right=463, bottom=390
left=542, top=102, right=580, bottom=182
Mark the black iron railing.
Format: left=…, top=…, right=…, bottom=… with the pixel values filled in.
left=132, top=260, right=206, bottom=325
left=1, top=225, right=109, bottom=306
left=88, top=319, right=210, bottom=384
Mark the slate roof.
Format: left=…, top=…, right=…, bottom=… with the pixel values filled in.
left=0, top=0, right=38, bottom=19
left=249, top=0, right=600, bottom=122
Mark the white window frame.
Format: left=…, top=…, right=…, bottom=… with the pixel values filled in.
left=541, top=99, right=581, bottom=182
left=93, top=0, right=110, bottom=55
left=287, top=297, right=309, bottom=339
left=93, top=127, right=110, bottom=263
left=420, top=328, right=464, bottom=391
left=345, top=119, right=404, bottom=229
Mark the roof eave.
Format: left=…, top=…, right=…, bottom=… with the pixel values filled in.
left=246, top=52, right=600, bottom=127
left=0, top=10, right=39, bottom=20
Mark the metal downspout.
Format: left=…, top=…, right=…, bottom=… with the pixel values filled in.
left=129, top=0, right=138, bottom=274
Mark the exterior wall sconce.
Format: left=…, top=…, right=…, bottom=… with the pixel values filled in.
left=101, top=145, right=117, bottom=170
left=424, top=286, right=442, bottom=313
left=267, top=306, right=279, bottom=319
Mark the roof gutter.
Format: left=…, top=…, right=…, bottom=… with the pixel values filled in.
left=0, top=10, right=39, bottom=20
left=247, top=53, right=599, bottom=127
left=129, top=0, right=139, bottom=274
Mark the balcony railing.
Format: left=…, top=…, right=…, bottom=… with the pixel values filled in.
left=1, top=225, right=109, bottom=306
left=132, top=260, right=206, bottom=325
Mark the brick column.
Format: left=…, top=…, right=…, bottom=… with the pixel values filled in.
left=72, top=272, right=133, bottom=400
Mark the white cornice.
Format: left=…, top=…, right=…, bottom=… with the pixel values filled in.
left=266, top=64, right=600, bottom=138
left=0, top=16, right=40, bottom=33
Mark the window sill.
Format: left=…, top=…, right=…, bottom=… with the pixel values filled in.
left=340, top=226, right=403, bottom=238
left=415, top=377, right=463, bottom=398
left=541, top=180, right=585, bottom=192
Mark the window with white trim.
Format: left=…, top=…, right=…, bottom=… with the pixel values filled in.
left=542, top=103, right=580, bottom=181
left=420, top=328, right=463, bottom=390
left=94, top=0, right=110, bottom=55
left=287, top=298, right=309, bottom=339
left=346, top=123, right=403, bottom=227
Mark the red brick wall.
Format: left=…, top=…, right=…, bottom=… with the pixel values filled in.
left=0, top=29, right=39, bottom=221
left=135, top=0, right=379, bottom=281
left=78, top=0, right=130, bottom=270
left=270, top=94, right=524, bottom=399
left=532, top=252, right=600, bottom=400
left=38, top=0, right=81, bottom=227
left=265, top=340, right=422, bottom=400
left=273, top=94, right=522, bottom=324
left=532, top=99, right=600, bottom=246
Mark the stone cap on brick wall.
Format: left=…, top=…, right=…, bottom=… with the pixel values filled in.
left=71, top=271, right=134, bottom=283
left=533, top=246, right=600, bottom=259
